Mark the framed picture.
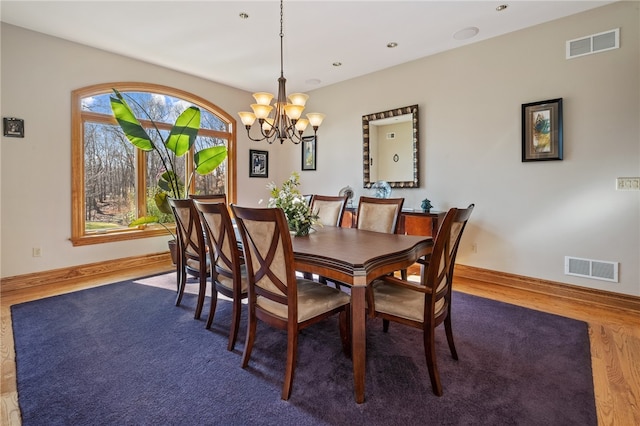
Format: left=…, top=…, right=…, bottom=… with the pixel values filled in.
left=3, top=117, right=24, bottom=138
left=521, top=98, right=563, bottom=162
left=249, top=149, right=268, bottom=178
left=301, top=136, right=316, bottom=171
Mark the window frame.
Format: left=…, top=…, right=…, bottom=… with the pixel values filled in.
left=71, top=82, right=236, bottom=246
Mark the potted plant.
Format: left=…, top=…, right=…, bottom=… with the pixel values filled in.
left=110, top=89, right=227, bottom=256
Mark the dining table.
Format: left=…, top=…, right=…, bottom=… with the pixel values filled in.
left=291, top=225, right=433, bottom=403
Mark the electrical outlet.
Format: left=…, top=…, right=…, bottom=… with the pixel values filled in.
left=32, top=247, right=42, bottom=257
left=616, top=177, right=640, bottom=190
left=471, top=243, right=478, bottom=253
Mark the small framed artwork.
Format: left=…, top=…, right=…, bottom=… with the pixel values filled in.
left=301, top=136, right=316, bottom=171
left=249, top=149, right=269, bottom=178
left=521, top=98, right=563, bottom=162
left=3, top=117, right=24, bottom=138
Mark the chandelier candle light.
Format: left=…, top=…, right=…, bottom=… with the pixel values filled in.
left=238, top=0, right=325, bottom=144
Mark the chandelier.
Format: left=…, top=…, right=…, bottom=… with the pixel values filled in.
left=238, top=0, right=325, bottom=145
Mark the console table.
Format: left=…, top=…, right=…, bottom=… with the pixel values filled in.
left=343, top=207, right=445, bottom=237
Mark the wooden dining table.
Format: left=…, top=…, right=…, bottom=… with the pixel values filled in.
left=291, top=226, right=433, bottom=403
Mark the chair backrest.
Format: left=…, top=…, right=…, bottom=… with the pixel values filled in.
left=310, top=194, right=348, bottom=227
left=447, top=204, right=474, bottom=275
left=356, top=196, right=404, bottom=234
left=169, top=198, right=207, bottom=263
left=231, top=205, right=298, bottom=315
left=193, top=200, right=242, bottom=286
left=189, top=193, right=227, bottom=204
left=423, top=204, right=474, bottom=319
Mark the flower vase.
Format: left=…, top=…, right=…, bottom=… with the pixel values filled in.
left=290, top=225, right=311, bottom=237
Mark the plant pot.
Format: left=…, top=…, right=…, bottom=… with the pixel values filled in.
left=168, top=240, right=178, bottom=265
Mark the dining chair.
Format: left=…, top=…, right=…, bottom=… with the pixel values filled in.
left=169, top=198, right=210, bottom=320
left=369, top=204, right=474, bottom=396
left=189, top=193, right=227, bottom=204
left=231, top=204, right=351, bottom=400
left=304, top=194, right=349, bottom=284
left=339, top=196, right=405, bottom=290
left=310, top=194, right=348, bottom=227
left=193, top=200, right=248, bottom=351
left=356, top=196, right=404, bottom=234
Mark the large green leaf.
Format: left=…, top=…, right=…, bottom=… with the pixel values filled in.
left=194, top=146, right=228, bottom=175
left=166, top=107, right=201, bottom=157
left=157, top=170, right=184, bottom=198
left=110, top=91, right=154, bottom=151
left=129, top=216, right=160, bottom=227
left=154, top=192, right=173, bottom=215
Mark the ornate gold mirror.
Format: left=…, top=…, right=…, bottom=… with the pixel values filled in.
left=362, top=104, right=419, bottom=188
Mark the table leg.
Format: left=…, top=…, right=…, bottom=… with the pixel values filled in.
left=350, top=285, right=366, bottom=403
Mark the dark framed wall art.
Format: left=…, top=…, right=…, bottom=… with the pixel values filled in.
left=249, top=149, right=269, bottom=178
left=521, top=98, right=563, bottom=162
left=301, top=136, right=316, bottom=171
left=3, top=117, right=24, bottom=138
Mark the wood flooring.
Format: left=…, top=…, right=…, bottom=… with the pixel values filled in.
left=1, top=264, right=638, bottom=425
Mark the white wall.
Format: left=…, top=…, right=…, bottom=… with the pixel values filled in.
left=298, top=2, right=640, bottom=296
left=0, top=23, right=263, bottom=277
left=2, top=2, right=639, bottom=296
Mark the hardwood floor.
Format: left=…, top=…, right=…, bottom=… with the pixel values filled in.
left=1, top=264, right=639, bottom=425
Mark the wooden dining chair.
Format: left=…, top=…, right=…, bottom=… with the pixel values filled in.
left=169, top=198, right=210, bottom=320
left=369, top=204, right=474, bottom=396
left=356, top=196, right=404, bottom=234
left=189, top=193, right=227, bottom=204
left=310, top=194, right=348, bottom=227
left=231, top=204, right=351, bottom=400
left=193, top=200, right=248, bottom=351
left=305, top=194, right=349, bottom=284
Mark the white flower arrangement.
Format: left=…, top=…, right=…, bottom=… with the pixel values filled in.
left=267, top=172, right=319, bottom=236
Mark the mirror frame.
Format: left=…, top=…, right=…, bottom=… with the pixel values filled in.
left=362, top=104, right=419, bottom=188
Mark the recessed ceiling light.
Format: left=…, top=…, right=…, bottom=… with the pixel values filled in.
left=387, top=42, right=398, bottom=48
left=239, top=12, right=249, bottom=19
left=453, top=27, right=479, bottom=40
left=332, top=62, right=342, bottom=67
left=496, top=4, right=508, bottom=12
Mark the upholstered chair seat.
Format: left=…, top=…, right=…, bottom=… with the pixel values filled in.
left=371, top=279, right=446, bottom=323
left=257, top=278, right=350, bottom=322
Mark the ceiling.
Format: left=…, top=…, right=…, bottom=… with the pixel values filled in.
left=1, top=1, right=614, bottom=94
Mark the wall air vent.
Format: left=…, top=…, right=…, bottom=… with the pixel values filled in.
left=566, top=28, right=619, bottom=59
left=564, top=256, right=618, bottom=282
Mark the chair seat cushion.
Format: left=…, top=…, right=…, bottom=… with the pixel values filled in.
left=257, top=279, right=350, bottom=323
left=372, top=280, right=444, bottom=323
left=186, top=257, right=211, bottom=272
left=216, top=265, right=249, bottom=293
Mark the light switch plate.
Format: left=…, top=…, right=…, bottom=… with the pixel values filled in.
left=616, top=177, right=640, bottom=190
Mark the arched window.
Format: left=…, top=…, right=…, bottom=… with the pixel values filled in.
left=71, top=83, right=236, bottom=246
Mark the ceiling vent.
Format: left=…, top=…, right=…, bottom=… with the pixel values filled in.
left=564, top=256, right=618, bottom=282
left=566, top=28, right=619, bottom=59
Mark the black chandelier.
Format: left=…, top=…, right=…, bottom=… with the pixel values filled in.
left=238, top=0, right=324, bottom=144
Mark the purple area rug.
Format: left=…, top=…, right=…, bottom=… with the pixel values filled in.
left=11, top=273, right=596, bottom=425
